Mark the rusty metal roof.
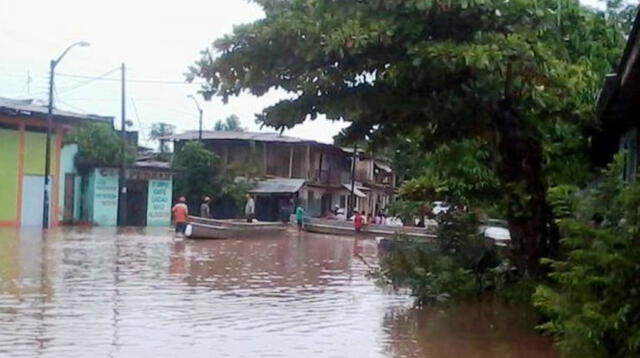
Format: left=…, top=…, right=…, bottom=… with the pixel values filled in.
left=163, top=130, right=340, bottom=148
left=237, top=177, right=306, bottom=194
left=0, top=97, right=113, bottom=123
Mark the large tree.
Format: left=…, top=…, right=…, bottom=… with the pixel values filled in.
left=214, top=114, right=245, bottom=131
left=188, top=0, right=626, bottom=275
left=149, top=122, right=176, bottom=153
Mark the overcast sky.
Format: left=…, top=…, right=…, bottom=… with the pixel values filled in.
left=0, top=0, right=620, bottom=148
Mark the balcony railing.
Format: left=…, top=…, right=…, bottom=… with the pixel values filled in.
left=308, top=169, right=346, bottom=186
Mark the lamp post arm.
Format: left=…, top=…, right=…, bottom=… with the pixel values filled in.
left=54, top=41, right=90, bottom=67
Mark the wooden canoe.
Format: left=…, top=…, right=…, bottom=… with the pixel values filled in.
left=186, top=216, right=286, bottom=240
left=302, top=217, right=436, bottom=240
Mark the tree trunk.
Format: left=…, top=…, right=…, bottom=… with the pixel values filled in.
left=491, top=99, right=559, bottom=276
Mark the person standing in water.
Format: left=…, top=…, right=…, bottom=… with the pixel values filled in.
left=354, top=211, right=365, bottom=233
left=245, top=194, right=255, bottom=223
left=200, top=196, right=211, bottom=218
left=172, top=196, right=189, bottom=236
left=295, top=204, right=305, bottom=230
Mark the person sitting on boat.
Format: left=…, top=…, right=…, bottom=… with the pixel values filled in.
left=200, top=196, right=211, bottom=218
left=245, top=194, right=255, bottom=223
left=295, top=204, right=305, bottom=229
left=172, top=196, right=189, bottom=236
left=373, top=211, right=382, bottom=225
left=324, top=210, right=339, bottom=220
left=354, top=211, right=365, bottom=233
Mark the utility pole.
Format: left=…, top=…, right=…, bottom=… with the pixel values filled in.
left=42, top=60, right=55, bottom=229
left=118, top=63, right=128, bottom=227
left=42, top=41, right=90, bottom=229
left=349, top=143, right=358, bottom=216
left=187, top=95, right=203, bottom=141
left=198, top=108, right=203, bottom=141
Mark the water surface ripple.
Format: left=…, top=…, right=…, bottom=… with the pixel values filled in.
left=0, top=227, right=555, bottom=358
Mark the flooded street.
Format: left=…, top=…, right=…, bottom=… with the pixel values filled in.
left=0, top=227, right=555, bottom=358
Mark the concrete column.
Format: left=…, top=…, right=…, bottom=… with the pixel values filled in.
left=305, top=145, right=310, bottom=180
left=222, top=145, right=229, bottom=176
left=288, top=145, right=294, bottom=178
left=263, top=142, right=268, bottom=175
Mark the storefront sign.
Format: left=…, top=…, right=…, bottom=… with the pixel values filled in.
left=93, top=169, right=119, bottom=226
left=147, top=179, right=172, bottom=226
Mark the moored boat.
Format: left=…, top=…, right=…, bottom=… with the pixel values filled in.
left=186, top=216, right=286, bottom=239
left=302, top=217, right=436, bottom=240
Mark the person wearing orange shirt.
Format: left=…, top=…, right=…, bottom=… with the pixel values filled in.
left=354, top=211, right=365, bottom=233
left=172, top=196, right=189, bottom=236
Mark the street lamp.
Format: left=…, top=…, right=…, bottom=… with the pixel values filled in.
left=43, top=41, right=90, bottom=229
left=187, top=94, right=203, bottom=141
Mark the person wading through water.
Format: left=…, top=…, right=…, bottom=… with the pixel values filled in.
left=200, top=196, right=211, bottom=218
left=295, top=203, right=305, bottom=230
left=172, top=196, right=189, bottom=237
left=245, top=194, right=255, bottom=223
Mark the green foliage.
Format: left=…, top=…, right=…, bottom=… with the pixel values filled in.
left=173, top=141, right=256, bottom=215
left=66, top=122, right=134, bottom=173
left=534, top=157, right=640, bottom=357
left=378, top=212, right=508, bottom=305
left=400, top=139, right=501, bottom=206
left=188, top=0, right=628, bottom=273
left=214, top=114, right=245, bottom=132
left=386, top=200, right=427, bottom=225
left=548, top=184, right=579, bottom=219
left=173, top=141, right=220, bottom=201
left=149, top=122, right=175, bottom=153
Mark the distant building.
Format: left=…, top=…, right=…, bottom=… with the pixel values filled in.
left=596, top=10, right=640, bottom=180
left=0, top=97, right=174, bottom=228
left=168, top=131, right=397, bottom=221
left=0, top=97, right=112, bottom=228
left=78, top=162, right=173, bottom=227
left=349, top=148, right=396, bottom=215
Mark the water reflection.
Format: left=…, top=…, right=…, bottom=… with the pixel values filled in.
left=0, top=227, right=555, bottom=358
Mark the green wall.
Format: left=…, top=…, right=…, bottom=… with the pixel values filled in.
left=24, top=132, right=55, bottom=175
left=0, top=129, right=19, bottom=221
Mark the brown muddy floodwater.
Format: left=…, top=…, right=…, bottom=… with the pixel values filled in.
left=0, top=227, right=556, bottom=358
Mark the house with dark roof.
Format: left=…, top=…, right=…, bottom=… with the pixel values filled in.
left=0, top=97, right=113, bottom=227
left=595, top=8, right=640, bottom=180
left=167, top=131, right=396, bottom=221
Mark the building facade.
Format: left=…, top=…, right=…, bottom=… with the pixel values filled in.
left=596, top=10, right=640, bottom=179
left=0, top=97, right=113, bottom=228
left=170, top=131, right=396, bottom=220
left=79, top=165, right=173, bottom=227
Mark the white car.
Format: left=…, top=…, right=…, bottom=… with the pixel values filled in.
left=482, top=226, right=511, bottom=247
left=432, top=201, right=451, bottom=216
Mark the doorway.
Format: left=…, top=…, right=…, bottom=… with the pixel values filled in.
left=63, top=173, right=75, bottom=223
left=125, top=180, right=148, bottom=226
left=21, top=175, right=48, bottom=227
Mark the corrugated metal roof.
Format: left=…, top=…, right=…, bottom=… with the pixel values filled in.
left=133, top=160, right=172, bottom=170
left=341, top=184, right=366, bottom=198
left=163, top=130, right=338, bottom=147
left=240, top=177, right=306, bottom=194
left=0, top=97, right=113, bottom=123
left=374, top=161, right=392, bottom=173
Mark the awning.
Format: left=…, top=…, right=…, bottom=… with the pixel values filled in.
left=342, top=184, right=366, bottom=198
left=248, top=178, right=306, bottom=194
left=374, top=161, right=392, bottom=173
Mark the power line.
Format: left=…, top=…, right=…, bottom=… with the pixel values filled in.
left=58, top=66, right=121, bottom=94
left=57, top=72, right=206, bottom=85
left=56, top=99, right=90, bottom=114
left=130, top=97, right=146, bottom=139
